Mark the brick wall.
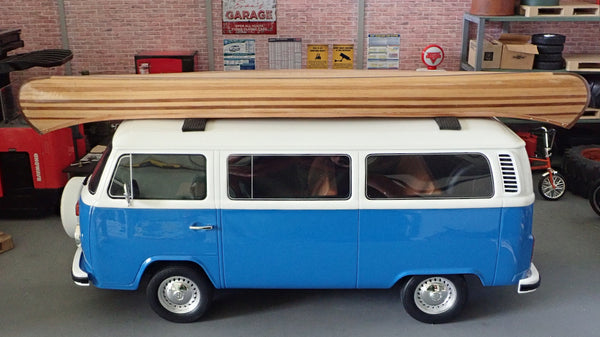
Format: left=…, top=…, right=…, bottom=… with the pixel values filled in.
left=62, top=0, right=206, bottom=74
left=2, top=0, right=599, bottom=85
left=213, top=0, right=359, bottom=70
left=1, top=0, right=65, bottom=88
left=365, top=0, right=472, bottom=70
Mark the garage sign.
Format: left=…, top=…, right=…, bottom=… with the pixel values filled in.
left=223, top=0, right=277, bottom=34
left=333, top=44, right=354, bottom=69
left=421, top=44, right=445, bottom=70
left=307, top=45, right=328, bottom=69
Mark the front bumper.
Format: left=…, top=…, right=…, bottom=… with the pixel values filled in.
left=517, top=263, right=540, bottom=294
left=72, top=246, right=90, bottom=286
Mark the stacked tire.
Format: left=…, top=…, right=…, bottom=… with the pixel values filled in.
left=532, top=33, right=566, bottom=70
left=562, top=145, right=600, bottom=197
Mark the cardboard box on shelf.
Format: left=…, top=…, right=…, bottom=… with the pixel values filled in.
left=499, top=34, right=539, bottom=70
left=468, top=39, right=502, bottom=69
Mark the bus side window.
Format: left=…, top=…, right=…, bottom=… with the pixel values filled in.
left=227, top=155, right=350, bottom=200
left=366, top=154, right=493, bottom=199
left=108, top=154, right=207, bottom=200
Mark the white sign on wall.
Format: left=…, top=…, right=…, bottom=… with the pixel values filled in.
left=222, top=0, right=277, bottom=34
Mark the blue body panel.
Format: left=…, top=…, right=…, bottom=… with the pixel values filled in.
left=357, top=207, right=502, bottom=287
left=78, top=203, right=534, bottom=290
left=221, top=209, right=359, bottom=288
left=79, top=203, right=219, bottom=289
left=495, top=204, right=535, bottom=285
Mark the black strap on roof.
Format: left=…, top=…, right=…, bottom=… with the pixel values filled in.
left=182, top=118, right=207, bottom=132
left=434, top=117, right=461, bottom=130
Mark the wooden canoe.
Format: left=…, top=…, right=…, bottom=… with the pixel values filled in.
left=18, top=70, right=590, bottom=134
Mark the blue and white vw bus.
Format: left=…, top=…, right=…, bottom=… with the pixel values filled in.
left=61, top=117, right=539, bottom=323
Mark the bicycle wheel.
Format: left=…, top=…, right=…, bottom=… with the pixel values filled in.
left=538, top=172, right=566, bottom=200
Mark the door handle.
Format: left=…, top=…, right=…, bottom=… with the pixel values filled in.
left=189, top=225, right=214, bottom=230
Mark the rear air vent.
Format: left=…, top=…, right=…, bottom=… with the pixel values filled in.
left=499, top=154, right=518, bottom=193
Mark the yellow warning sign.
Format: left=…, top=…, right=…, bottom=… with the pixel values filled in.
left=333, top=44, right=354, bottom=69
left=307, top=45, right=328, bottom=69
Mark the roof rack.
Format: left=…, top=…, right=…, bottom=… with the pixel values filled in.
left=435, top=117, right=461, bottom=130
left=182, top=118, right=207, bottom=132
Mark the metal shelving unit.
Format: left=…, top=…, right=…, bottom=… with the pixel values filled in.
left=460, top=12, right=600, bottom=71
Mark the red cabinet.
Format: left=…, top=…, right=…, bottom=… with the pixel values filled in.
left=135, top=51, right=197, bottom=74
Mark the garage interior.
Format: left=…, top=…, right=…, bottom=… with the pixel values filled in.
left=2, top=0, right=600, bottom=336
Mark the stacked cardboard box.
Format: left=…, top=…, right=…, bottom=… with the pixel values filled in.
left=469, top=34, right=539, bottom=70
left=499, top=34, right=539, bottom=70
left=468, top=39, right=502, bottom=69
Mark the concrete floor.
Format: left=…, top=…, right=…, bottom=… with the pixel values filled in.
left=1, top=175, right=599, bottom=337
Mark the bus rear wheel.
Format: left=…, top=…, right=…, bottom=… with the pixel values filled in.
left=401, top=275, right=467, bottom=323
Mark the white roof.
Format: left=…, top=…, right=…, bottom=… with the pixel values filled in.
left=111, top=118, right=524, bottom=152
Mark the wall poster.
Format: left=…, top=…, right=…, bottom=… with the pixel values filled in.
left=224, top=39, right=256, bottom=71
left=222, top=0, right=277, bottom=34
left=307, top=45, right=328, bottom=69
left=367, top=34, right=400, bottom=69
left=268, top=38, right=302, bottom=69
left=332, top=44, right=354, bottom=69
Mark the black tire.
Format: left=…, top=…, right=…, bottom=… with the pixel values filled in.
left=401, top=275, right=467, bottom=324
left=538, top=172, right=566, bottom=200
left=562, top=145, right=600, bottom=197
left=534, top=60, right=564, bottom=70
left=587, top=76, right=600, bottom=108
left=531, top=33, right=566, bottom=46
left=536, top=44, right=564, bottom=54
left=146, top=266, right=213, bottom=323
left=535, top=53, right=563, bottom=62
left=588, top=180, right=600, bottom=216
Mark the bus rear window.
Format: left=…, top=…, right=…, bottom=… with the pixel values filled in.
left=366, top=153, right=493, bottom=199
left=88, top=144, right=112, bottom=195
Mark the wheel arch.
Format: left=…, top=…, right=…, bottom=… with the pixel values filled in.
left=391, top=270, right=486, bottom=290
left=136, top=258, right=218, bottom=290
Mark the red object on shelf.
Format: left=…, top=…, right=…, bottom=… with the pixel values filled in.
left=135, top=51, right=197, bottom=74
left=421, top=45, right=445, bottom=70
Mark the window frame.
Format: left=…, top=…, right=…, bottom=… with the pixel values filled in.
left=107, top=153, right=208, bottom=201
left=87, top=143, right=113, bottom=195
left=365, top=152, right=494, bottom=200
left=227, top=154, right=352, bottom=201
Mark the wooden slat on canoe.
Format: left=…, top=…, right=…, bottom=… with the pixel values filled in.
left=18, top=70, right=590, bottom=134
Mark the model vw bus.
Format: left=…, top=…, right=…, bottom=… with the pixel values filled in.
left=60, top=117, right=539, bottom=323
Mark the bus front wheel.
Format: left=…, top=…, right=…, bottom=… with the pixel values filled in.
left=146, top=265, right=213, bottom=323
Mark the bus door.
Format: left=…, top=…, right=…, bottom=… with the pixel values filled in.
left=220, top=153, right=359, bottom=288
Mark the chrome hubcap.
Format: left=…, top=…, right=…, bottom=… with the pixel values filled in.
left=158, top=276, right=201, bottom=314
left=414, top=277, right=457, bottom=315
